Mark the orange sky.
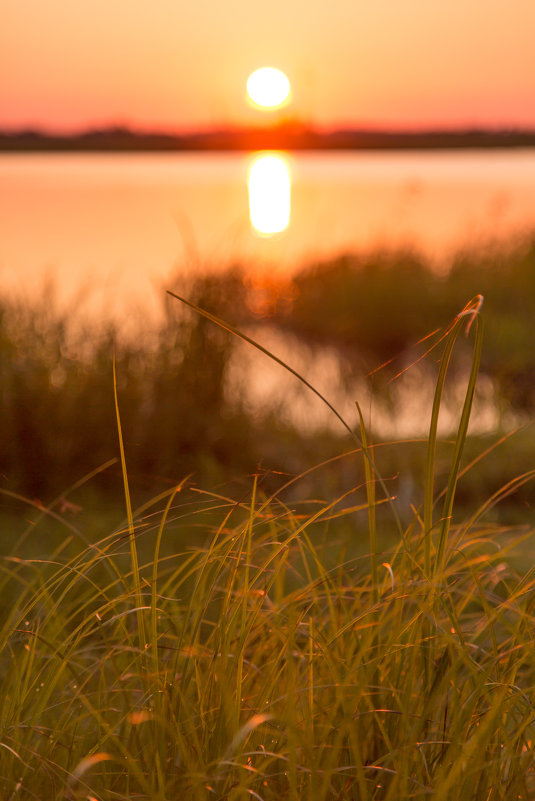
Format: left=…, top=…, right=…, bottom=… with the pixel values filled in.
left=2, top=0, right=535, bottom=133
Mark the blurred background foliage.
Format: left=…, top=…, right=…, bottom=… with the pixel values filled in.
left=0, top=236, right=534, bottom=518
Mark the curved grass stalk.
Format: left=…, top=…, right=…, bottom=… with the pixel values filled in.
left=166, top=289, right=404, bottom=545
left=113, top=352, right=146, bottom=654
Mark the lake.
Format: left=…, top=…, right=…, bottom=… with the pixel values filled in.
left=1, top=149, right=535, bottom=321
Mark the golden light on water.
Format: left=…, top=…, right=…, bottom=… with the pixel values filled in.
left=246, top=67, right=291, bottom=109
left=248, top=153, right=291, bottom=236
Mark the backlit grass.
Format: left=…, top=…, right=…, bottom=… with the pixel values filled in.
left=0, top=296, right=534, bottom=799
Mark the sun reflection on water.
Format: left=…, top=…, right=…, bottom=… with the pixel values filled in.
left=248, top=152, right=291, bottom=236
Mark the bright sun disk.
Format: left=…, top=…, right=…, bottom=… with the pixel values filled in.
left=247, top=67, right=291, bottom=109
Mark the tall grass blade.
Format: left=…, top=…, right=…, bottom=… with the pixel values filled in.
left=167, top=290, right=357, bottom=440
left=356, top=401, right=377, bottom=601
left=423, top=296, right=484, bottom=577
left=435, top=316, right=483, bottom=575
left=113, top=352, right=146, bottom=652
left=423, top=315, right=464, bottom=576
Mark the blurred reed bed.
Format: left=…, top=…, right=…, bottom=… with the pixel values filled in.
left=0, top=238, right=534, bottom=517
left=0, top=239, right=535, bottom=524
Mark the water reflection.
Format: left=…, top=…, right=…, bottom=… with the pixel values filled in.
left=3, top=150, right=535, bottom=321
left=248, top=152, right=291, bottom=235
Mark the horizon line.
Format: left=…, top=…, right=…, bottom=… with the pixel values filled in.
left=2, top=124, right=535, bottom=152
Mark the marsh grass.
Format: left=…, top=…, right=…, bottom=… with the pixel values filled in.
left=3, top=244, right=535, bottom=507
left=0, top=296, right=534, bottom=800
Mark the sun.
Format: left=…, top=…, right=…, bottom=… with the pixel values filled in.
left=246, top=67, right=291, bottom=110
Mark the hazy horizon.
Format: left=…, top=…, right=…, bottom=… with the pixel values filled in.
left=3, top=121, right=535, bottom=140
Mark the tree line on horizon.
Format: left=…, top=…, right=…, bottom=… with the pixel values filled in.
left=2, top=124, right=535, bottom=151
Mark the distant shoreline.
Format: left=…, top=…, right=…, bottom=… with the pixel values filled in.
left=2, top=126, right=535, bottom=152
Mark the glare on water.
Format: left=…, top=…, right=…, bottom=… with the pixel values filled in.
left=248, top=153, right=291, bottom=235
left=1, top=149, right=535, bottom=322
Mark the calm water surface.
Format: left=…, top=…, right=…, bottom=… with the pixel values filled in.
left=1, top=149, right=535, bottom=320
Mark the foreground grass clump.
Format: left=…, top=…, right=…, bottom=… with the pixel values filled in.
left=0, top=296, right=534, bottom=800
left=0, top=473, right=534, bottom=800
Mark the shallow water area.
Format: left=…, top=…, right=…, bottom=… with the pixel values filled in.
left=226, top=325, right=519, bottom=440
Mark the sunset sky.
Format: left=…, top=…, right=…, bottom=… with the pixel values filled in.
left=2, top=0, right=535, bottom=133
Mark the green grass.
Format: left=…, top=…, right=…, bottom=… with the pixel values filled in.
left=0, top=295, right=534, bottom=799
